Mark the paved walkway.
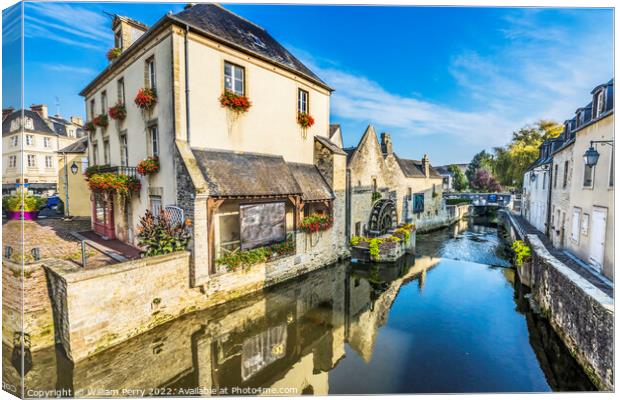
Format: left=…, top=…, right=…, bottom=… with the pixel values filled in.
left=509, top=213, right=613, bottom=298
left=77, top=231, right=142, bottom=260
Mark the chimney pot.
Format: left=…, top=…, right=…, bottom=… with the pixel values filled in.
left=30, top=104, right=48, bottom=120
left=380, top=132, right=393, bottom=156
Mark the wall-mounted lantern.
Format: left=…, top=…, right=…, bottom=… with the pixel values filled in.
left=584, top=140, right=614, bottom=167
left=70, top=162, right=79, bottom=175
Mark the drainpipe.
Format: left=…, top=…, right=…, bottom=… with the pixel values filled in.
left=545, top=163, right=553, bottom=237
left=184, top=25, right=191, bottom=143
left=345, top=169, right=351, bottom=240
left=62, top=152, right=70, bottom=217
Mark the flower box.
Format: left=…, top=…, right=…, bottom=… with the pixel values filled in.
left=107, top=47, right=121, bottom=61
left=87, top=172, right=141, bottom=197
left=297, top=112, right=315, bottom=128
left=6, top=211, right=39, bottom=221
left=108, top=103, right=127, bottom=120
left=219, top=91, right=251, bottom=113
left=134, top=88, right=157, bottom=111
left=93, top=114, right=108, bottom=127
left=299, top=214, right=332, bottom=233
left=137, top=156, right=160, bottom=175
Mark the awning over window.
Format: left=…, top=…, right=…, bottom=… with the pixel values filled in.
left=288, top=162, right=334, bottom=202
left=191, top=149, right=334, bottom=201
left=192, top=148, right=302, bottom=197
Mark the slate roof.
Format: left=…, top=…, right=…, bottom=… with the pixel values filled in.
left=315, top=135, right=346, bottom=155
left=2, top=110, right=55, bottom=136
left=288, top=163, right=333, bottom=201
left=329, top=124, right=340, bottom=139
left=170, top=4, right=329, bottom=89
left=58, top=137, right=88, bottom=153
left=192, top=148, right=302, bottom=197
left=394, top=155, right=443, bottom=179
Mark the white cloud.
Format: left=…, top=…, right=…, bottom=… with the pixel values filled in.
left=43, top=64, right=95, bottom=75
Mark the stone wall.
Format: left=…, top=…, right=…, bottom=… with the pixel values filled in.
left=518, top=234, right=614, bottom=390
left=2, top=260, right=55, bottom=351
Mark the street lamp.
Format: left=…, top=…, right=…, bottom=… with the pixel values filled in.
left=70, top=162, right=79, bottom=175
left=583, top=140, right=614, bottom=167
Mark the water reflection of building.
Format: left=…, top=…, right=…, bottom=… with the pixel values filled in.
left=8, top=257, right=441, bottom=396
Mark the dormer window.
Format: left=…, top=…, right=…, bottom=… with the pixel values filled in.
left=114, top=30, right=122, bottom=49
left=24, top=117, right=34, bottom=130
left=594, top=89, right=605, bottom=118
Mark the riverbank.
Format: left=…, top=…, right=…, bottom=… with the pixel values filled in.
left=502, top=211, right=614, bottom=391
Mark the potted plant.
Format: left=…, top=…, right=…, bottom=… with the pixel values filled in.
left=297, top=112, right=315, bottom=128
left=108, top=102, right=127, bottom=120
left=107, top=47, right=121, bottom=61
left=134, top=88, right=157, bottom=111
left=137, top=156, right=160, bottom=175
left=2, top=190, right=46, bottom=220
left=93, top=114, right=109, bottom=128
left=219, top=91, right=251, bottom=113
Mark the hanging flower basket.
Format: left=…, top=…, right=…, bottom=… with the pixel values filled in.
left=134, top=88, right=157, bottom=111
left=87, top=172, right=141, bottom=198
left=108, top=103, right=127, bottom=120
left=299, top=214, right=332, bottom=233
left=84, top=121, right=96, bottom=133
left=137, top=156, right=160, bottom=175
left=107, top=47, right=121, bottom=62
left=93, top=114, right=109, bottom=127
left=297, top=112, right=315, bottom=129
left=219, top=91, right=251, bottom=113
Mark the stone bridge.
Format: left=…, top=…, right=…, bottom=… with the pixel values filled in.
left=444, top=192, right=515, bottom=208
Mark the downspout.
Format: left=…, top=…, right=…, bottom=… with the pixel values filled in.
left=545, top=163, right=553, bottom=237
left=62, top=152, right=70, bottom=217
left=184, top=25, right=191, bottom=143
left=345, top=169, right=351, bottom=240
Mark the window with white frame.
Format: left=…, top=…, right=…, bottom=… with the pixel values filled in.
left=571, top=207, right=581, bottom=243
left=27, top=154, right=36, bottom=168
left=101, top=91, right=107, bottom=114
left=43, top=137, right=51, bottom=148
left=298, top=88, right=309, bottom=114
left=146, top=56, right=156, bottom=89
left=149, top=195, right=162, bottom=216
left=120, top=133, right=128, bottom=167
left=45, top=155, right=53, bottom=169
left=8, top=155, right=16, bottom=168
left=595, top=90, right=605, bottom=118
left=25, top=134, right=34, bottom=146
left=11, top=135, right=18, bottom=147
left=583, top=164, right=594, bottom=187
left=149, top=125, right=159, bottom=157
left=117, top=78, right=125, bottom=104
left=224, top=61, right=244, bottom=95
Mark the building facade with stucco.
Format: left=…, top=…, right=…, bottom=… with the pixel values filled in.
left=80, top=4, right=348, bottom=287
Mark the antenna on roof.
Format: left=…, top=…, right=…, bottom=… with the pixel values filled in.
left=55, top=97, right=61, bottom=117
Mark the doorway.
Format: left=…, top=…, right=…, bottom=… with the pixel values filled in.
left=92, top=194, right=115, bottom=239
left=589, top=207, right=607, bottom=271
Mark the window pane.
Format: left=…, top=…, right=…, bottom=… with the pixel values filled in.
left=234, top=66, right=243, bottom=80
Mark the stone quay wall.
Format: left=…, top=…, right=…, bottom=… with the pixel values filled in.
left=2, top=260, right=56, bottom=351
left=506, top=213, right=614, bottom=390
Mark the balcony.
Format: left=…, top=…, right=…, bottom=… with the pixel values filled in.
left=97, top=166, right=138, bottom=178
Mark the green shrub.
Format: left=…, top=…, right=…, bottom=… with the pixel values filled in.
left=2, top=190, right=46, bottom=212
left=215, top=236, right=295, bottom=271
left=511, top=240, right=532, bottom=267
left=136, top=210, right=191, bottom=257
left=371, top=191, right=382, bottom=203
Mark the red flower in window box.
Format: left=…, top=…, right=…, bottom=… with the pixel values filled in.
left=134, top=88, right=157, bottom=110
left=107, top=47, right=122, bottom=62
left=93, top=114, right=109, bottom=127
left=87, top=173, right=141, bottom=198
left=136, top=156, right=160, bottom=175
left=108, top=103, right=127, bottom=120
left=219, top=91, right=251, bottom=113
left=299, top=214, right=332, bottom=233
left=297, top=112, right=315, bottom=128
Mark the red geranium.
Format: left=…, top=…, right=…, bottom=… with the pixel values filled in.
left=136, top=157, right=160, bottom=175
left=219, top=91, right=251, bottom=113
left=299, top=213, right=332, bottom=233
left=297, top=112, right=315, bottom=128
left=134, top=88, right=157, bottom=110
left=92, top=114, right=109, bottom=127
left=108, top=103, right=127, bottom=120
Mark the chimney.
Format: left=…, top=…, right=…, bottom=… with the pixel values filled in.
left=422, top=154, right=430, bottom=178
left=30, top=104, right=48, bottom=119
left=2, top=107, right=14, bottom=121
left=70, top=116, right=83, bottom=126
left=380, top=132, right=393, bottom=156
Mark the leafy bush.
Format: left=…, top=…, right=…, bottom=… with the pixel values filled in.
left=215, top=236, right=295, bottom=271
left=511, top=240, right=532, bottom=267
left=350, top=235, right=402, bottom=261
left=371, top=191, right=382, bottom=203
left=3, top=190, right=46, bottom=212
left=136, top=210, right=191, bottom=257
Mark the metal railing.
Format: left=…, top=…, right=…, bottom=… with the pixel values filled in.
left=97, top=166, right=138, bottom=177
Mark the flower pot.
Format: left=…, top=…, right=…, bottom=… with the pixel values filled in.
left=7, top=211, right=39, bottom=220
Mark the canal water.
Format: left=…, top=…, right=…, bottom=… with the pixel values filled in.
left=5, top=218, right=594, bottom=396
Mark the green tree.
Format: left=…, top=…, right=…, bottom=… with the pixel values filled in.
left=465, top=150, right=494, bottom=183
left=493, top=120, right=563, bottom=188
left=448, top=164, right=468, bottom=191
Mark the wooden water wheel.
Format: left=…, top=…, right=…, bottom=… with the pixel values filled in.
left=367, top=199, right=397, bottom=236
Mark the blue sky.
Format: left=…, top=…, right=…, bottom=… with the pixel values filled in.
left=2, top=2, right=614, bottom=164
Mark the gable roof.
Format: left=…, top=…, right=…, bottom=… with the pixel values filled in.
left=58, top=137, right=88, bottom=153
left=288, top=163, right=334, bottom=201
left=315, top=135, right=346, bottom=155
left=394, top=155, right=442, bottom=179
left=345, top=124, right=379, bottom=166
left=170, top=4, right=330, bottom=90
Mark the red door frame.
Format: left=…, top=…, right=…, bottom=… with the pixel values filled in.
left=92, top=194, right=115, bottom=239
